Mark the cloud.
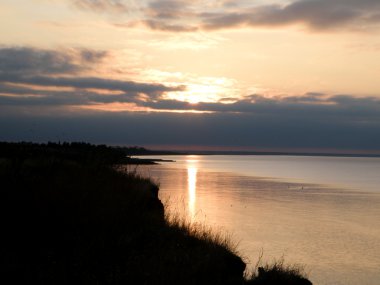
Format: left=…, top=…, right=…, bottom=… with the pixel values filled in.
left=0, top=47, right=185, bottom=107
left=71, top=0, right=135, bottom=13
left=1, top=46, right=379, bottom=151
left=1, top=49, right=379, bottom=123
left=83, top=0, right=380, bottom=32
left=2, top=84, right=380, bottom=151
left=0, top=82, right=142, bottom=106
left=0, top=74, right=184, bottom=95
left=136, top=93, right=380, bottom=121
left=0, top=47, right=108, bottom=76
left=2, top=75, right=380, bottom=124
left=0, top=74, right=183, bottom=108
left=148, top=0, right=191, bottom=19
left=143, top=20, right=198, bottom=32
left=202, top=0, right=380, bottom=30
left=1, top=106, right=379, bottom=151
left=139, top=0, right=198, bottom=32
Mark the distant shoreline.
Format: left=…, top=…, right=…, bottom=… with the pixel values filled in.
left=125, top=157, right=175, bottom=164
left=135, top=151, right=380, bottom=158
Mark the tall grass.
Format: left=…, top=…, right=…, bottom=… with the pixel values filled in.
left=246, top=255, right=312, bottom=285
left=164, top=208, right=240, bottom=256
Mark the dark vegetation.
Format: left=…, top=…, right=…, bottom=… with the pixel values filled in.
left=116, top=145, right=184, bottom=156
left=0, top=141, right=162, bottom=165
left=247, top=259, right=312, bottom=285
left=0, top=141, right=130, bottom=165
left=0, top=142, right=312, bottom=284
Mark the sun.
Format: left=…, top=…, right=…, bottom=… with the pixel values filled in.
left=187, top=86, right=218, bottom=104
left=179, top=82, right=227, bottom=104
left=187, top=96, right=200, bottom=104
left=161, top=75, right=240, bottom=105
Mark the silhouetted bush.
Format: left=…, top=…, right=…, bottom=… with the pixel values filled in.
left=246, top=258, right=312, bottom=285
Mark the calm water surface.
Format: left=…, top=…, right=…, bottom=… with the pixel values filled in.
left=138, top=155, right=380, bottom=285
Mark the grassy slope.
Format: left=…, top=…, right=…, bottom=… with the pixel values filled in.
left=0, top=142, right=312, bottom=285
left=0, top=142, right=245, bottom=284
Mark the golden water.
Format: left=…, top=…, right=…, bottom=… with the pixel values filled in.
left=140, top=155, right=380, bottom=285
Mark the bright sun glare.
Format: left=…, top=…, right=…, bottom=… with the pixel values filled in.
left=166, top=77, right=237, bottom=104
left=186, top=156, right=198, bottom=221
left=186, top=84, right=221, bottom=104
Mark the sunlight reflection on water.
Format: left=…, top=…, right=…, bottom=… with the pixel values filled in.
left=187, top=157, right=198, bottom=221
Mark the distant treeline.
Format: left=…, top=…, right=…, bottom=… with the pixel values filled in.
left=0, top=142, right=183, bottom=164
left=114, top=145, right=184, bottom=156
left=0, top=141, right=130, bottom=165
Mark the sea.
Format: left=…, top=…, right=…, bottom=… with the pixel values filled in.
left=136, top=155, right=380, bottom=285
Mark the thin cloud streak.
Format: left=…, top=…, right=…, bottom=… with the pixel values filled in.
left=71, top=0, right=135, bottom=13
left=143, top=20, right=198, bottom=32
left=0, top=75, right=184, bottom=95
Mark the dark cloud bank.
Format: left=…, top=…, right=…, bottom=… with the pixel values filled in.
left=1, top=47, right=380, bottom=152
left=2, top=110, right=380, bottom=152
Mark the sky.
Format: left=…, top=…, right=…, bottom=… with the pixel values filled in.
left=1, top=0, right=380, bottom=153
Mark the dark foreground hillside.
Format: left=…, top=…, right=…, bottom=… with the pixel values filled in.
left=0, top=142, right=312, bottom=285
